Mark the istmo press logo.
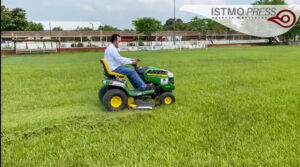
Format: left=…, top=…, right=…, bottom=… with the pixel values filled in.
left=180, top=5, right=300, bottom=37
left=211, top=8, right=296, bottom=28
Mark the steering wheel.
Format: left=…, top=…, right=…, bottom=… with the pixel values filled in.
left=132, top=59, right=141, bottom=71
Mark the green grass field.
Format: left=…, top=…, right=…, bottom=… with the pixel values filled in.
left=1, top=46, right=300, bottom=166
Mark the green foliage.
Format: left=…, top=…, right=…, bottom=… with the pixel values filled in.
left=98, top=25, right=120, bottom=31
left=1, top=5, right=44, bottom=31
left=128, top=42, right=136, bottom=46
left=70, top=42, right=84, bottom=47
left=252, top=0, right=286, bottom=5
left=8, top=8, right=27, bottom=31
left=132, top=17, right=162, bottom=39
left=162, top=17, right=228, bottom=33
left=163, top=18, right=187, bottom=31
left=1, top=46, right=300, bottom=166
left=75, top=26, right=93, bottom=31
left=76, top=42, right=84, bottom=47
left=1, top=6, right=27, bottom=31
left=52, top=26, right=63, bottom=31
left=187, top=17, right=228, bottom=34
left=138, top=40, right=144, bottom=46
left=1, top=5, right=11, bottom=30
left=25, top=22, right=44, bottom=31
left=280, top=18, right=300, bottom=42
left=123, top=28, right=134, bottom=31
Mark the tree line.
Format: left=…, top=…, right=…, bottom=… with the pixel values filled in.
left=0, top=4, right=228, bottom=33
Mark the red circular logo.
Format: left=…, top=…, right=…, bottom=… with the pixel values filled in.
left=268, top=10, right=297, bottom=28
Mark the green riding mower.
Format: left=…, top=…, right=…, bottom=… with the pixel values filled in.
left=99, top=59, right=175, bottom=111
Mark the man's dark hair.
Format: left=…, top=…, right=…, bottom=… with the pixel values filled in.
left=111, top=34, right=121, bottom=43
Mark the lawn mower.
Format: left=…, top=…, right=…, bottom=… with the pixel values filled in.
left=99, top=59, right=175, bottom=111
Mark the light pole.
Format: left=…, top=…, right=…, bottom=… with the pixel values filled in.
left=49, top=22, right=52, bottom=37
left=90, top=22, right=94, bottom=30
left=49, top=22, right=53, bottom=48
left=173, top=0, right=176, bottom=46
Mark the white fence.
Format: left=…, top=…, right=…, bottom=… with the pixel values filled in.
left=119, top=44, right=206, bottom=52
left=1, top=39, right=270, bottom=53
left=211, top=39, right=269, bottom=44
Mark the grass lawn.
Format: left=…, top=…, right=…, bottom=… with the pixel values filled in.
left=1, top=46, right=300, bottom=166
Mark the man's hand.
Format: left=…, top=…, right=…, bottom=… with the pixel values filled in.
left=131, top=59, right=137, bottom=65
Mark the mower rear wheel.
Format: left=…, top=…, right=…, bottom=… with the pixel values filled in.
left=103, top=89, right=128, bottom=111
left=160, top=92, right=175, bottom=105
left=98, top=87, right=107, bottom=104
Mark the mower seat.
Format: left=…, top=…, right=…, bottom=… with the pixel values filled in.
left=100, top=59, right=125, bottom=78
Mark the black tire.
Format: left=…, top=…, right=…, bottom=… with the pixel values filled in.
left=98, top=87, right=107, bottom=104
left=103, top=89, right=128, bottom=111
left=160, top=92, right=175, bottom=105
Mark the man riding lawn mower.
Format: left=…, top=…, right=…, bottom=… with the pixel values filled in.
left=99, top=34, right=175, bottom=111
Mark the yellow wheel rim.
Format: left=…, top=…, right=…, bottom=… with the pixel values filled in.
left=164, top=97, right=172, bottom=105
left=110, top=96, right=122, bottom=108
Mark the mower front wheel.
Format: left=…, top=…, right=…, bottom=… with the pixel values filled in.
left=160, top=92, right=175, bottom=105
left=103, top=89, right=128, bottom=111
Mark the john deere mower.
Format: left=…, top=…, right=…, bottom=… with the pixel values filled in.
left=99, top=59, right=175, bottom=111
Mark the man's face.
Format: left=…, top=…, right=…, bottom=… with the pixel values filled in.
left=114, top=36, right=121, bottom=48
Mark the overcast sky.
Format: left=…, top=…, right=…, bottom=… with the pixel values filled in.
left=2, top=0, right=299, bottom=29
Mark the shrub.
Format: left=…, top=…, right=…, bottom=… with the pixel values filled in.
left=128, top=43, right=136, bottom=46
left=138, top=40, right=144, bottom=46
left=77, top=42, right=84, bottom=47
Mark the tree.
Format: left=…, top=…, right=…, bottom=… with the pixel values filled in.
left=75, top=26, right=93, bottom=31
left=9, top=8, right=28, bottom=31
left=186, top=17, right=229, bottom=36
left=1, top=5, right=11, bottom=31
left=188, top=17, right=209, bottom=35
left=252, top=0, right=285, bottom=5
left=25, top=22, right=43, bottom=31
left=98, top=25, right=120, bottom=31
left=1, top=7, right=27, bottom=31
left=52, top=26, right=63, bottom=31
left=1, top=5, right=44, bottom=31
left=280, top=18, right=300, bottom=43
left=132, top=17, right=162, bottom=40
left=163, top=18, right=187, bottom=31
left=123, top=28, right=134, bottom=31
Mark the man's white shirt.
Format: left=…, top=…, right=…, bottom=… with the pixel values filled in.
left=104, top=44, right=132, bottom=71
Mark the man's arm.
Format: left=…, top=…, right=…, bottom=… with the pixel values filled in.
left=111, top=49, right=133, bottom=65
